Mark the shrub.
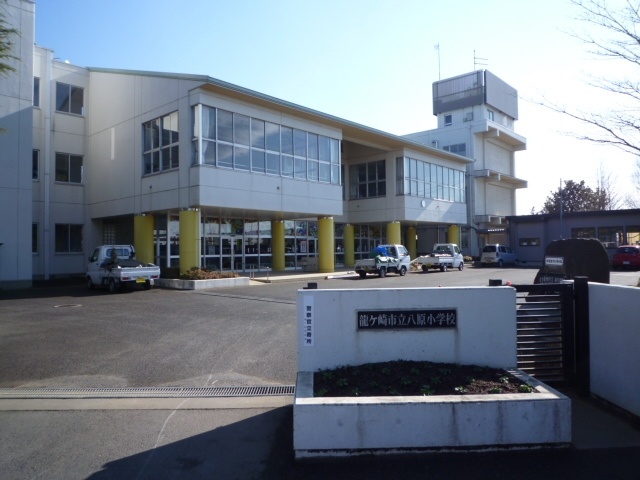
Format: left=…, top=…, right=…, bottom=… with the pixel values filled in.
left=179, top=267, right=239, bottom=280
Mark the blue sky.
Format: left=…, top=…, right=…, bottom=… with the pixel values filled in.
left=34, top=0, right=637, bottom=213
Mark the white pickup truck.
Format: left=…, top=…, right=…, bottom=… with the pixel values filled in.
left=413, top=243, right=465, bottom=272
left=87, top=245, right=160, bottom=293
left=354, top=244, right=411, bottom=278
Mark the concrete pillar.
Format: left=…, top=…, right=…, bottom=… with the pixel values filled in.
left=387, top=221, right=401, bottom=245
left=318, top=217, right=335, bottom=273
left=134, top=214, right=155, bottom=265
left=448, top=224, right=461, bottom=246
left=344, top=224, right=355, bottom=267
left=272, top=220, right=285, bottom=271
left=406, top=226, right=417, bottom=259
left=179, top=209, right=200, bottom=274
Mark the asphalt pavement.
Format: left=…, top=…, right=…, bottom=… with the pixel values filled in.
left=1, top=267, right=639, bottom=479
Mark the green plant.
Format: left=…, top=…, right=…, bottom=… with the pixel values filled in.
left=454, top=386, right=467, bottom=394
left=439, top=368, right=452, bottom=375
left=316, top=388, right=328, bottom=397
left=420, top=385, right=435, bottom=396
left=400, top=377, right=413, bottom=386
left=518, top=384, right=534, bottom=393
left=321, top=371, right=334, bottom=381
left=489, top=386, right=502, bottom=394
left=499, top=376, right=510, bottom=384
left=351, top=388, right=361, bottom=396
left=336, top=378, right=349, bottom=387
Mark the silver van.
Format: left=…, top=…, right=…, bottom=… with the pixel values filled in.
left=480, top=244, right=519, bottom=267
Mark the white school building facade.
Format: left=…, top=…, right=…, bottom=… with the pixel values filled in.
left=1, top=0, right=527, bottom=288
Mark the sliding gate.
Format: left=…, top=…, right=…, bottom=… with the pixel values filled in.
left=514, top=283, right=575, bottom=385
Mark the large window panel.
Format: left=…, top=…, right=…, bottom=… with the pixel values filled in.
left=293, top=129, right=307, bottom=157
left=267, top=152, right=280, bottom=175
left=217, top=110, right=233, bottom=143
left=251, top=119, right=265, bottom=148
left=252, top=149, right=266, bottom=173
left=266, top=122, right=280, bottom=151
left=218, top=143, right=233, bottom=168
left=234, top=114, right=250, bottom=146
left=234, top=146, right=250, bottom=170
left=55, top=82, right=84, bottom=115
left=55, top=153, right=83, bottom=184
left=143, top=112, right=179, bottom=174
left=55, top=224, right=83, bottom=253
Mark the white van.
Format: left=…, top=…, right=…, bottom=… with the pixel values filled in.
left=481, top=244, right=519, bottom=267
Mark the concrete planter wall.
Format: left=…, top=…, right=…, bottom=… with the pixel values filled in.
left=155, top=277, right=249, bottom=290
left=294, top=369, right=571, bottom=459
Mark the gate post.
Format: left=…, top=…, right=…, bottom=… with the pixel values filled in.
left=573, top=276, right=590, bottom=396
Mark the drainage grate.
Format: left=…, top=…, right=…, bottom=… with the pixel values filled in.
left=0, top=385, right=295, bottom=399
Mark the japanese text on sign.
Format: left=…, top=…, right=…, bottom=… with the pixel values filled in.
left=303, top=295, right=314, bottom=346
left=357, top=309, right=457, bottom=330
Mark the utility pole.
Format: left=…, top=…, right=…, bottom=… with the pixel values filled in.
left=434, top=43, right=441, bottom=80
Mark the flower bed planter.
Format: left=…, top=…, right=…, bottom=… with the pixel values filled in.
left=294, top=369, right=571, bottom=459
left=154, top=277, right=249, bottom=290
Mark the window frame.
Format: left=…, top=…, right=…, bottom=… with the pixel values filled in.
left=55, top=82, right=84, bottom=115
left=54, top=224, right=83, bottom=253
left=143, top=111, right=180, bottom=175
left=54, top=152, right=83, bottom=184
left=33, top=77, right=40, bottom=108
left=32, top=150, right=39, bottom=180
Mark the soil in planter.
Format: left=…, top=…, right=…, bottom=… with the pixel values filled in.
left=313, top=360, right=534, bottom=397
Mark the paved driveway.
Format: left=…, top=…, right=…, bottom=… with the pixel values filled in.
left=2, top=267, right=640, bottom=480
left=2, top=267, right=637, bottom=389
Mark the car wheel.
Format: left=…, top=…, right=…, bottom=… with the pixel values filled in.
left=422, top=265, right=428, bottom=273
left=86, top=276, right=95, bottom=290
left=514, top=259, right=519, bottom=267
left=440, top=265, right=447, bottom=272
left=498, top=260, right=504, bottom=268
left=458, top=262, right=464, bottom=271
left=379, top=267, right=387, bottom=278
left=358, top=271, right=367, bottom=278
left=108, top=278, right=118, bottom=294
left=399, top=266, right=407, bottom=276
left=144, top=280, right=152, bottom=290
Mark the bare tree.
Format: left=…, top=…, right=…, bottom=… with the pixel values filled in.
left=595, top=162, right=622, bottom=209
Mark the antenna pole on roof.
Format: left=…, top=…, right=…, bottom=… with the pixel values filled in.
left=473, top=50, right=488, bottom=71
left=434, top=43, right=441, bottom=80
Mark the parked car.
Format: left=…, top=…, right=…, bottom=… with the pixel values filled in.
left=480, top=244, right=519, bottom=267
left=612, top=245, right=640, bottom=270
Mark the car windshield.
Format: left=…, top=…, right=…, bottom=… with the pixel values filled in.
left=482, top=246, right=497, bottom=253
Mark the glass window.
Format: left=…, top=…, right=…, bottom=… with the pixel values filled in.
left=252, top=149, right=265, bottom=173
left=55, top=224, right=83, bottom=253
left=281, top=155, right=294, bottom=177
left=33, top=77, right=40, bottom=108
left=349, top=160, right=385, bottom=199
left=218, top=143, right=233, bottom=168
left=293, top=129, right=307, bottom=157
left=234, top=146, right=250, bottom=170
left=266, top=122, right=280, bottom=151
left=55, top=153, right=83, bottom=184
left=251, top=119, right=265, bottom=148
left=444, top=114, right=452, bottom=126
left=266, top=152, right=280, bottom=175
left=143, top=112, right=179, bottom=174
left=32, top=150, right=39, bottom=180
left=55, top=82, right=84, bottom=115
left=203, top=106, right=216, bottom=139
left=217, top=109, right=233, bottom=143
left=234, top=113, right=250, bottom=146
left=32, top=223, right=38, bottom=253
left=308, top=133, right=318, bottom=160
left=281, top=127, right=293, bottom=155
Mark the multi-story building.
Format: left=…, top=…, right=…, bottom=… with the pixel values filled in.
left=404, top=70, right=527, bottom=252
left=1, top=1, right=527, bottom=288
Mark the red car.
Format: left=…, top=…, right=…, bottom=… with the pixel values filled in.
left=612, top=245, right=640, bottom=270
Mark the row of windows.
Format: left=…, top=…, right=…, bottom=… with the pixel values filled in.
left=193, top=106, right=341, bottom=184
left=396, top=157, right=465, bottom=203
left=33, top=151, right=84, bottom=184
left=32, top=223, right=83, bottom=254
